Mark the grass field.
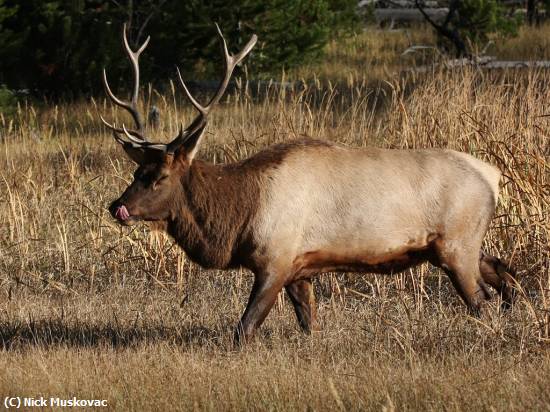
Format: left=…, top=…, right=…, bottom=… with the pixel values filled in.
left=0, top=26, right=549, bottom=411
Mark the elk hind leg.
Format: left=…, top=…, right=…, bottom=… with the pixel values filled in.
left=435, top=240, right=492, bottom=316
left=285, top=278, right=319, bottom=333
left=479, top=250, right=517, bottom=309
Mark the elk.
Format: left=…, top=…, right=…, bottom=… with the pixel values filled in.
left=101, top=24, right=516, bottom=344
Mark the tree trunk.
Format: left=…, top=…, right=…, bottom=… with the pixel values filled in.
left=527, top=0, right=538, bottom=25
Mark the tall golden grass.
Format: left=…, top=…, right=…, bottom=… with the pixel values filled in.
left=0, top=28, right=549, bottom=410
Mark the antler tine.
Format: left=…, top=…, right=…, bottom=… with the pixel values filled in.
left=205, top=24, right=258, bottom=111
left=177, top=67, right=208, bottom=117
left=99, top=115, right=149, bottom=143
left=122, top=23, right=150, bottom=114
left=122, top=124, right=153, bottom=145
left=171, top=25, right=257, bottom=152
left=101, top=22, right=150, bottom=142
left=179, top=24, right=258, bottom=117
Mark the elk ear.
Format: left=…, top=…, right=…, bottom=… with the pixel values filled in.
left=121, top=143, right=147, bottom=165
left=175, top=125, right=207, bottom=163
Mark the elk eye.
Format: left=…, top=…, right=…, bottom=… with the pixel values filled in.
left=153, top=174, right=168, bottom=189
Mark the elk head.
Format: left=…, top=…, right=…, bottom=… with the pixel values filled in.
left=101, top=24, right=257, bottom=225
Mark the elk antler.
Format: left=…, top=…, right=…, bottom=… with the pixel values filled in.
left=101, top=23, right=150, bottom=142
left=166, top=24, right=257, bottom=153
left=101, top=24, right=257, bottom=158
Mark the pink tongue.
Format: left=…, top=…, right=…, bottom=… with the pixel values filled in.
left=115, top=205, right=130, bottom=221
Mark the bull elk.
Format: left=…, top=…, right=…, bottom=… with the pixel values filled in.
left=101, top=24, right=516, bottom=344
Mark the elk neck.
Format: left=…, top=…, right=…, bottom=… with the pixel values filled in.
left=165, top=159, right=263, bottom=270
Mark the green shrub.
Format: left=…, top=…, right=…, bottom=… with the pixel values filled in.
left=457, top=0, right=520, bottom=44
left=419, top=0, right=520, bottom=56
left=0, top=85, right=17, bottom=116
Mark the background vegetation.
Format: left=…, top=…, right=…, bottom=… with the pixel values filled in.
left=0, top=0, right=543, bottom=98
left=0, top=0, right=359, bottom=96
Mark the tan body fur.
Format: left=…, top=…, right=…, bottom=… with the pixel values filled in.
left=253, top=142, right=500, bottom=278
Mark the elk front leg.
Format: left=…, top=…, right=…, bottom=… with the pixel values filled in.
left=234, top=271, right=286, bottom=345
left=285, top=278, right=319, bottom=333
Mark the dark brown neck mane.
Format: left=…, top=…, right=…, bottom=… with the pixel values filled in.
left=166, top=160, right=262, bottom=269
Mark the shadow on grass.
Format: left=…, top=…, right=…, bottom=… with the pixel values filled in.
left=0, top=318, right=225, bottom=350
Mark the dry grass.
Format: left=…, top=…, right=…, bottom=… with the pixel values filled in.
left=494, top=23, right=550, bottom=60
left=290, top=23, right=550, bottom=84
left=290, top=27, right=435, bottom=85
left=0, top=30, right=549, bottom=411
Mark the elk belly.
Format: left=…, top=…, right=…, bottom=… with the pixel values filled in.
left=291, top=234, right=438, bottom=278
